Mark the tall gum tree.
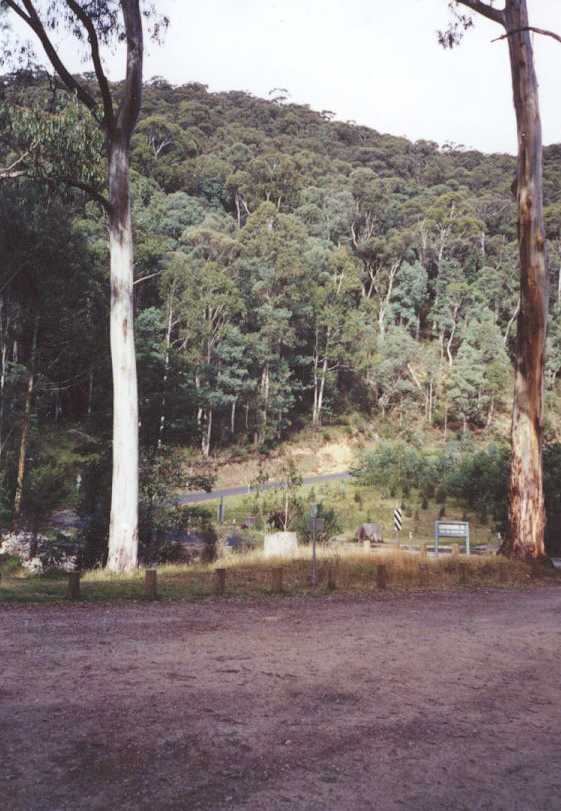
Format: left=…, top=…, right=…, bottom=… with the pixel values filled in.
left=441, top=0, right=558, bottom=558
left=1, top=0, right=165, bottom=570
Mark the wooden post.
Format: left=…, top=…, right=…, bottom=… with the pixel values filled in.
left=327, top=563, right=337, bottom=592
left=376, top=563, right=387, bottom=590
left=362, top=539, right=370, bottom=552
left=458, top=562, right=468, bottom=586
left=272, top=567, right=283, bottom=594
left=66, top=571, right=81, bottom=600
left=215, top=568, right=226, bottom=596
left=452, top=544, right=460, bottom=558
left=420, top=544, right=428, bottom=560
left=499, top=563, right=509, bottom=584
left=419, top=563, right=429, bottom=587
left=144, top=569, right=158, bottom=600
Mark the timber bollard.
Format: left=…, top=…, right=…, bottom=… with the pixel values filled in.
left=376, top=563, right=387, bottom=590
left=458, top=562, right=468, bottom=586
left=66, top=571, right=81, bottom=600
left=144, top=569, right=158, bottom=600
left=272, top=567, right=284, bottom=594
left=327, top=563, right=337, bottom=592
left=419, top=562, right=429, bottom=587
left=215, top=568, right=226, bottom=596
left=419, top=544, right=428, bottom=560
left=452, top=545, right=460, bottom=558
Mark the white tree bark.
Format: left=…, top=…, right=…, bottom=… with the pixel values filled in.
left=106, top=141, right=139, bottom=572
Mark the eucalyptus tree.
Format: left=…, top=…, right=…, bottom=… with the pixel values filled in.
left=0, top=1, right=166, bottom=571
left=441, top=0, right=557, bottom=558
left=307, top=245, right=362, bottom=426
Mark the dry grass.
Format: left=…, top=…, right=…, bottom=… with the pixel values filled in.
left=1, top=547, right=558, bottom=604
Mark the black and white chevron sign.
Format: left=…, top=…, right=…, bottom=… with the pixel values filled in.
left=393, top=508, right=402, bottom=532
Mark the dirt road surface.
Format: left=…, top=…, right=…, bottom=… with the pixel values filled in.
left=2, top=588, right=561, bottom=810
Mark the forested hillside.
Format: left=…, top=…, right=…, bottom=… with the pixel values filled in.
left=2, top=74, right=561, bottom=525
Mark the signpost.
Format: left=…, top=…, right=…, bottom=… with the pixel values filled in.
left=309, top=503, right=324, bottom=587
left=217, top=497, right=225, bottom=524
left=393, top=507, right=402, bottom=545
left=434, top=521, right=470, bottom=555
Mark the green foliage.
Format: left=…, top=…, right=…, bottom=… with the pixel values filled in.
left=445, top=443, right=509, bottom=527
left=295, top=501, right=342, bottom=545
left=2, top=92, right=104, bottom=188
left=351, top=440, right=424, bottom=498
left=2, top=74, right=561, bottom=563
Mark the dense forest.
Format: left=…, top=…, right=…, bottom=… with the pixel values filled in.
left=1, top=73, right=561, bottom=542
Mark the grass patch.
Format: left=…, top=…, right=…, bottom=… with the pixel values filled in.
left=203, top=479, right=500, bottom=549
left=1, top=548, right=558, bottom=605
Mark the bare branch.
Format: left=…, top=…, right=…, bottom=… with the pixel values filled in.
left=492, top=26, right=561, bottom=46
left=133, top=270, right=163, bottom=286
left=456, top=1, right=505, bottom=26
left=0, top=147, right=33, bottom=178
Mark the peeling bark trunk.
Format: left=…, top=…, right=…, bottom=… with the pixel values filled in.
left=502, top=2, right=548, bottom=559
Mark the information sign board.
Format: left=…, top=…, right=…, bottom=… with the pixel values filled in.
left=434, top=521, right=470, bottom=555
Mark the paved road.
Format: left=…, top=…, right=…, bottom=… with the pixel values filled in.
left=177, top=470, right=351, bottom=504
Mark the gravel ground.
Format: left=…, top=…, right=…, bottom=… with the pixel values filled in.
left=2, top=587, right=561, bottom=810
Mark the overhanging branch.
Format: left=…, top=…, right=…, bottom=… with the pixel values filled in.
left=492, top=26, right=561, bottom=45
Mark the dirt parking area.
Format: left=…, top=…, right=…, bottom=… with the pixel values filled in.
left=2, top=588, right=561, bottom=810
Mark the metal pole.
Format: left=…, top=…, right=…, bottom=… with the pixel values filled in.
left=312, top=518, right=317, bottom=587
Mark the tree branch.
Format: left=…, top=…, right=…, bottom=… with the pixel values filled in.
left=63, top=0, right=115, bottom=131
left=0, top=147, right=34, bottom=178
left=456, top=1, right=505, bottom=26
left=51, top=175, right=112, bottom=214
left=5, top=0, right=100, bottom=121
left=133, top=269, right=163, bottom=286
left=492, top=26, right=561, bottom=45
left=116, top=0, right=144, bottom=138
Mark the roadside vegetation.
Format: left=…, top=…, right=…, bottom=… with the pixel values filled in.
left=1, top=545, right=558, bottom=605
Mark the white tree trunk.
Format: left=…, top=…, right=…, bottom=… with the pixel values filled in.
left=107, top=142, right=139, bottom=573
left=316, top=356, right=329, bottom=426
left=158, top=296, right=173, bottom=449
left=13, top=315, right=38, bottom=523
left=202, top=407, right=213, bottom=458
left=230, top=397, right=237, bottom=435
